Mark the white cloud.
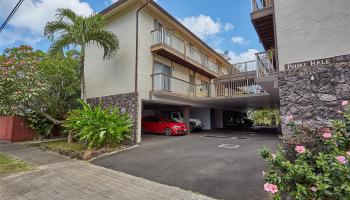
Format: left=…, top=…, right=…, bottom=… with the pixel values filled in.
left=224, top=23, right=234, bottom=31
left=219, top=49, right=259, bottom=64
left=179, top=15, right=233, bottom=39
left=0, top=0, right=93, bottom=48
left=231, top=36, right=246, bottom=44
left=0, top=29, right=42, bottom=48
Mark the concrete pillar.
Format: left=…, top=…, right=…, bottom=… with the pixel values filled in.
left=135, top=98, right=142, bottom=144
left=183, top=106, right=190, bottom=133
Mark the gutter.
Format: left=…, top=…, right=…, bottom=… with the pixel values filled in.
left=134, top=0, right=149, bottom=144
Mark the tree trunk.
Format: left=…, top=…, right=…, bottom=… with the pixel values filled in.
left=80, top=46, right=87, bottom=102
left=39, top=111, right=63, bottom=125
left=67, top=131, right=73, bottom=144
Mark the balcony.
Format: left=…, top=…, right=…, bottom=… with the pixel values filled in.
left=251, top=0, right=275, bottom=50
left=151, top=28, right=222, bottom=78
left=151, top=73, right=265, bottom=99
left=252, top=0, right=272, bottom=12
left=226, top=49, right=277, bottom=77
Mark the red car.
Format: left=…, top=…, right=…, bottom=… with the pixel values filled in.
left=142, top=115, right=188, bottom=136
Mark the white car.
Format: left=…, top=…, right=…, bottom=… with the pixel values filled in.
left=189, top=118, right=204, bottom=131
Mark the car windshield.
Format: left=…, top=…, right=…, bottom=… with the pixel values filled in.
left=163, top=117, right=177, bottom=122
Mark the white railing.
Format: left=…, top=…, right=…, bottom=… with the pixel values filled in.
left=232, top=60, right=257, bottom=74
left=230, top=49, right=277, bottom=77
left=152, top=28, right=185, bottom=54
left=152, top=73, right=265, bottom=98
left=186, top=44, right=202, bottom=65
left=152, top=27, right=220, bottom=75
left=252, top=0, right=273, bottom=11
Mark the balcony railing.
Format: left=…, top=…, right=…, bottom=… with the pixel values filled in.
left=229, top=49, right=277, bottom=77
left=152, top=28, right=220, bottom=74
left=232, top=60, right=257, bottom=74
left=151, top=73, right=265, bottom=98
left=251, top=0, right=273, bottom=11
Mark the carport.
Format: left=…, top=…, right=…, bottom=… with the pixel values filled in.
left=141, top=100, right=251, bottom=140
left=142, top=100, right=191, bottom=138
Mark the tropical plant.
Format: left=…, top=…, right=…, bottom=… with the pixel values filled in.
left=260, top=100, right=350, bottom=200
left=63, top=100, right=132, bottom=149
left=44, top=8, right=119, bottom=102
left=249, top=109, right=281, bottom=126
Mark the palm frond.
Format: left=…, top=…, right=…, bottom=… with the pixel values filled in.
left=56, top=8, right=79, bottom=23
left=48, top=34, right=75, bottom=56
left=44, top=21, right=71, bottom=41
left=86, top=29, right=119, bottom=59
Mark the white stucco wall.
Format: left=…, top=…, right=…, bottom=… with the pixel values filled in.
left=85, top=5, right=138, bottom=98
left=274, top=0, right=350, bottom=70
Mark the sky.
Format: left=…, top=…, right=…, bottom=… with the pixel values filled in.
left=0, top=0, right=263, bottom=63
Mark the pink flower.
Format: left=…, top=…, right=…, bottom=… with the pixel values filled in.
left=310, top=186, right=317, bottom=192
left=337, top=110, right=343, bottom=114
left=347, top=152, right=350, bottom=157
left=264, top=183, right=278, bottom=194
left=295, top=145, right=306, bottom=154
left=342, top=100, right=349, bottom=106
left=322, top=129, right=332, bottom=139
left=336, top=156, right=347, bottom=164
left=286, top=115, right=293, bottom=121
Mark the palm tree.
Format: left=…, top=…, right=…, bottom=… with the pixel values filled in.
left=44, top=8, right=119, bottom=102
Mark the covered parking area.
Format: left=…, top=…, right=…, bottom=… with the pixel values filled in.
left=141, top=100, right=252, bottom=139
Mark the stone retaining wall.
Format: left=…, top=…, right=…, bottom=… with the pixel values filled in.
left=87, top=92, right=138, bottom=142
left=279, top=62, right=350, bottom=134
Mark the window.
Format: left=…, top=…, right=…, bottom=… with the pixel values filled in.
left=154, top=61, right=171, bottom=91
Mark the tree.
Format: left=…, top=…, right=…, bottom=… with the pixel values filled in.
left=44, top=8, right=119, bottom=102
left=0, top=46, right=45, bottom=116
left=0, top=46, right=80, bottom=140
left=249, top=109, right=281, bottom=126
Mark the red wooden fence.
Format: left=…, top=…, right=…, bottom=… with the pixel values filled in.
left=0, top=116, right=34, bottom=142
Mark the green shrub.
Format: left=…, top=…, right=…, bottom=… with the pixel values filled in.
left=260, top=100, right=350, bottom=200
left=63, top=100, right=132, bottom=150
left=25, top=111, right=54, bottom=138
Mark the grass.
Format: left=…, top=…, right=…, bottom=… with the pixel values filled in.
left=36, top=140, right=131, bottom=160
left=39, top=140, right=85, bottom=153
left=0, top=153, right=35, bottom=175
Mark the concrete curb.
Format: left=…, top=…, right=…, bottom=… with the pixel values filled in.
left=89, top=145, right=139, bottom=162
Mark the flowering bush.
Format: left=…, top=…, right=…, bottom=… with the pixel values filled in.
left=260, top=100, right=350, bottom=200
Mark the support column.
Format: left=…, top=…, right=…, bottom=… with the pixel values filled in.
left=183, top=106, right=190, bottom=133
left=135, top=98, right=142, bottom=144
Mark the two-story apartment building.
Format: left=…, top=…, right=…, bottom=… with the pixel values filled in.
left=85, top=0, right=279, bottom=143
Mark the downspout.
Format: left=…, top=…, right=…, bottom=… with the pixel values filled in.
left=134, top=0, right=149, bottom=144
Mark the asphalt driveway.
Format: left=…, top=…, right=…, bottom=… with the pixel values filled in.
left=92, top=129, right=280, bottom=200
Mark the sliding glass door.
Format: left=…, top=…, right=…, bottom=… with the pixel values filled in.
left=154, top=62, right=171, bottom=91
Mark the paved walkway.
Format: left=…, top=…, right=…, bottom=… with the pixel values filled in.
left=0, top=142, right=214, bottom=200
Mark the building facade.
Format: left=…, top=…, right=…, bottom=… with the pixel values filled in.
left=85, top=0, right=279, bottom=143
